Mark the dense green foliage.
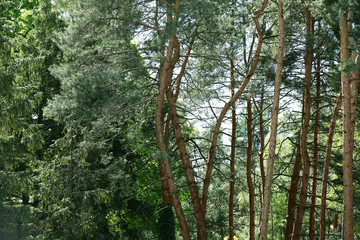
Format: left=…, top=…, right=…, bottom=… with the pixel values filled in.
left=1, top=0, right=360, bottom=239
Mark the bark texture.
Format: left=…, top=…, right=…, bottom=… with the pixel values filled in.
left=284, top=145, right=302, bottom=240
left=166, top=78, right=206, bottom=239
left=340, top=9, right=359, bottom=240
left=258, top=91, right=266, bottom=196
left=155, top=35, right=190, bottom=240
left=291, top=5, right=314, bottom=239
left=246, top=99, right=255, bottom=240
left=319, top=94, right=341, bottom=240
left=309, top=53, right=321, bottom=240
left=258, top=1, right=284, bottom=239
left=228, top=59, right=236, bottom=240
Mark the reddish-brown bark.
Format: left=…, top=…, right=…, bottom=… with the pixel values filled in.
left=309, top=55, right=321, bottom=240
left=340, top=9, right=359, bottom=240
left=162, top=38, right=194, bottom=202
left=201, top=0, right=269, bottom=217
left=291, top=5, right=314, bottom=239
left=319, top=93, right=341, bottom=240
left=258, top=91, right=266, bottom=196
left=339, top=11, right=353, bottom=239
left=166, top=84, right=206, bottom=239
left=246, top=99, right=255, bottom=240
left=228, top=59, right=236, bottom=240
left=258, top=1, right=284, bottom=239
left=284, top=145, right=302, bottom=240
left=155, top=35, right=191, bottom=240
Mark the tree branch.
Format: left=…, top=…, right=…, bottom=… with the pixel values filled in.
left=99, top=17, right=163, bottom=33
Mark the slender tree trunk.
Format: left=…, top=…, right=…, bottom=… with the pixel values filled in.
left=309, top=54, right=321, bottom=240
left=284, top=89, right=306, bottom=239
left=258, top=1, right=284, bottom=239
left=253, top=89, right=265, bottom=206
left=258, top=88, right=266, bottom=196
left=291, top=5, right=314, bottom=239
left=155, top=2, right=202, bottom=239
left=160, top=21, right=205, bottom=240
left=340, top=9, right=359, bottom=240
left=201, top=0, right=269, bottom=217
left=173, top=37, right=195, bottom=101
left=228, top=59, right=236, bottom=240
left=339, top=11, right=351, bottom=238
left=155, top=35, right=191, bottom=240
left=284, top=26, right=309, bottom=237
left=320, top=93, right=342, bottom=240
left=247, top=99, right=255, bottom=240
left=162, top=37, right=194, bottom=204
left=166, top=77, right=207, bottom=240
left=162, top=37, right=203, bottom=238
left=284, top=144, right=301, bottom=240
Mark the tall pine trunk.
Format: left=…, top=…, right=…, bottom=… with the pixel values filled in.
left=246, top=99, right=255, bottom=240
left=258, top=1, right=284, bottom=239
left=284, top=144, right=302, bottom=240
left=155, top=35, right=191, bottom=240
left=163, top=38, right=206, bottom=239
left=319, top=94, right=341, bottom=240
left=291, top=5, right=314, bottom=239
left=309, top=49, right=321, bottom=240
left=340, top=9, right=359, bottom=240
left=258, top=89, right=266, bottom=197
left=228, top=59, right=236, bottom=240
left=166, top=79, right=206, bottom=239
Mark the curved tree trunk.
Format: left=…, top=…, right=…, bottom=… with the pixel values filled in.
left=162, top=35, right=196, bottom=237
left=161, top=6, right=206, bottom=238
left=155, top=35, right=191, bottom=240
left=258, top=1, right=284, bottom=239
left=201, top=0, right=269, bottom=217
left=166, top=77, right=206, bottom=239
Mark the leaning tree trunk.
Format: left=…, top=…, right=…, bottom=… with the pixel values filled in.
left=291, top=5, right=314, bottom=240
left=201, top=0, right=269, bottom=218
left=340, top=9, right=359, bottom=240
left=162, top=35, right=207, bottom=239
left=155, top=35, right=191, bottom=240
left=284, top=144, right=302, bottom=240
left=159, top=32, right=194, bottom=240
left=319, top=93, right=341, bottom=240
left=162, top=10, right=206, bottom=238
left=258, top=1, right=284, bottom=239
left=166, top=78, right=207, bottom=240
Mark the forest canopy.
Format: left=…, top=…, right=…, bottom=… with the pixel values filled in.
left=1, top=0, right=360, bottom=239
